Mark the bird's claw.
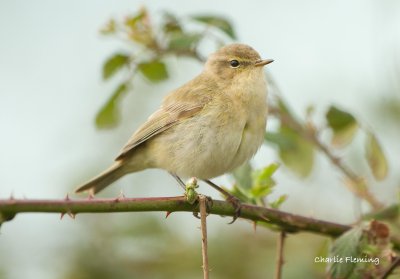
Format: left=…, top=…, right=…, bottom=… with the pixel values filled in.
left=227, top=196, right=242, bottom=224
left=193, top=195, right=213, bottom=219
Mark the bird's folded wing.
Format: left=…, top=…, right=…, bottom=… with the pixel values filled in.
left=115, top=102, right=204, bottom=160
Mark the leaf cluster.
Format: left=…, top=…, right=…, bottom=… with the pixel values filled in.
left=265, top=98, right=388, bottom=183
left=97, top=7, right=235, bottom=128
left=230, top=162, right=286, bottom=209
left=329, top=220, right=394, bottom=278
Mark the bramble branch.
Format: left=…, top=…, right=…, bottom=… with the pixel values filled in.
left=0, top=196, right=345, bottom=234
left=0, top=196, right=387, bottom=237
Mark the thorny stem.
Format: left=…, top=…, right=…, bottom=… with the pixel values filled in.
left=199, top=195, right=209, bottom=279
left=1, top=196, right=399, bottom=249
left=268, top=104, right=382, bottom=210
left=274, top=231, right=286, bottom=279
left=381, top=257, right=400, bottom=279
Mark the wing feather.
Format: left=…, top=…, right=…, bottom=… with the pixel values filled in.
left=116, top=104, right=202, bottom=159
left=115, top=74, right=216, bottom=160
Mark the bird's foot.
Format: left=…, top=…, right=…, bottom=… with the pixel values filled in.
left=192, top=194, right=213, bottom=219
left=226, top=195, right=242, bottom=224
left=203, top=179, right=242, bottom=224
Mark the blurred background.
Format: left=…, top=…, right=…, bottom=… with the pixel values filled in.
left=1, top=0, right=400, bottom=278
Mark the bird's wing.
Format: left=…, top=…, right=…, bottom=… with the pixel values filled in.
left=115, top=77, right=214, bottom=160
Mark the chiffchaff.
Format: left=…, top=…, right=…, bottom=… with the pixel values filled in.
left=76, top=43, right=273, bottom=195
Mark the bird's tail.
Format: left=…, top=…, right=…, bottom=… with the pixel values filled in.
left=75, top=162, right=127, bottom=194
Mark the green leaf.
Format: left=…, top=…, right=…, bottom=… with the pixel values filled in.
left=125, top=8, right=146, bottom=29
left=252, top=163, right=279, bottom=189
left=191, top=15, right=236, bottom=39
left=329, top=226, right=364, bottom=279
left=138, top=60, right=168, bottom=82
left=266, top=128, right=314, bottom=177
left=124, top=7, right=154, bottom=46
left=326, top=106, right=359, bottom=147
left=270, top=195, right=288, bottom=209
left=331, top=123, right=358, bottom=148
left=168, top=33, right=202, bottom=51
left=232, top=162, right=253, bottom=190
left=265, top=131, right=296, bottom=151
left=100, top=19, right=116, bottom=35
left=326, top=106, right=356, bottom=130
left=249, top=164, right=279, bottom=200
left=102, top=53, right=129, bottom=80
left=228, top=185, right=252, bottom=204
left=162, top=12, right=183, bottom=34
left=365, top=132, right=388, bottom=181
left=280, top=139, right=314, bottom=177
left=95, top=83, right=128, bottom=129
left=250, top=185, right=272, bottom=199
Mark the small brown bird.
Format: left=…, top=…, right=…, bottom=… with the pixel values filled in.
left=76, top=43, right=273, bottom=196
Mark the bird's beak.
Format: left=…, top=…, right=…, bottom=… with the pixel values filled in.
left=255, top=59, right=274, bottom=67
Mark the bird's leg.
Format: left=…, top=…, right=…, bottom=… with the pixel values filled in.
left=203, top=179, right=241, bottom=224
left=169, top=172, right=186, bottom=190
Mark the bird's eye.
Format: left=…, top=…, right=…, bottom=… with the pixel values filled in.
left=230, top=60, right=240, bottom=68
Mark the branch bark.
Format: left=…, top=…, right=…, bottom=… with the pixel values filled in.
left=1, top=195, right=398, bottom=249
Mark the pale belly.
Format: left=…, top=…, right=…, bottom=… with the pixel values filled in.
left=149, top=104, right=266, bottom=179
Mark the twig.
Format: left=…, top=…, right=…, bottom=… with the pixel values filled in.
left=199, top=195, right=209, bottom=279
left=274, top=231, right=286, bottom=279
left=364, top=204, right=399, bottom=221
left=1, top=196, right=399, bottom=249
left=266, top=75, right=382, bottom=209
left=268, top=104, right=382, bottom=210
left=381, top=257, right=400, bottom=279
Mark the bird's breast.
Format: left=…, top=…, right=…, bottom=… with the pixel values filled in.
left=149, top=75, right=268, bottom=179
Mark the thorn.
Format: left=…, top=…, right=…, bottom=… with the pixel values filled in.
left=64, top=194, right=70, bottom=201
left=60, top=212, right=65, bottom=220
left=114, top=190, right=126, bottom=202
left=9, top=192, right=14, bottom=200
left=259, top=214, right=270, bottom=222
left=193, top=212, right=201, bottom=219
left=165, top=211, right=172, bottom=218
left=253, top=221, right=257, bottom=233
left=87, top=193, right=95, bottom=200
left=67, top=212, right=76, bottom=219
